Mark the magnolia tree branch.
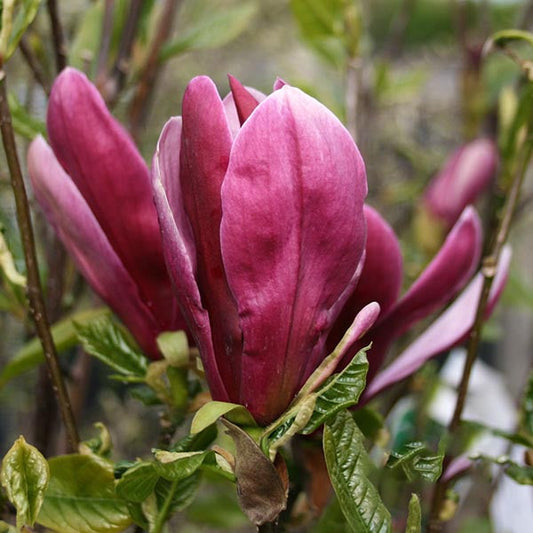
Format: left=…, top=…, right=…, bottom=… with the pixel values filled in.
left=428, top=133, right=533, bottom=532
left=19, top=36, right=51, bottom=95
left=47, top=0, right=67, bottom=72
left=128, top=0, right=181, bottom=140
left=0, top=70, right=79, bottom=452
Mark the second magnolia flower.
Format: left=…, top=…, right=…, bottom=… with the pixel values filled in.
left=152, top=76, right=372, bottom=425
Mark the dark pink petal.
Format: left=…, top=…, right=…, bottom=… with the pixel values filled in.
left=328, top=205, right=403, bottom=351
left=220, top=86, right=367, bottom=424
left=364, top=206, right=482, bottom=379
left=152, top=119, right=229, bottom=400
left=223, top=86, right=266, bottom=138
left=180, top=75, right=242, bottom=399
left=273, top=78, right=287, bottom=90
left=28, top=137, right=161, bottom=358
left=228, top=74, right=261, bottom=125
left=47, top=67, right=177, bottom=332
left=363, top=246, right=511, bottom=401
left=442, top=456, right=472, bottom=482
left=424, top=139, right=498, bottom=228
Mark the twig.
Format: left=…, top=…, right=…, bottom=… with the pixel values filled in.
left=128, top=0, right=181, bottom=140
left=46, top=0, right=67, bottom=72
left=428, top=128, right=533, bottom=532
left=18, top=36, right=50, bottom=95
left=0, top=69, right=79, bottom=451
left=95, top=0, right=115, bottom=84
left=105, top=0, right=143, bottom=106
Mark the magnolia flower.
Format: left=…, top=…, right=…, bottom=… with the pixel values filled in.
left=28, top=68, right=185, bottom=359
left=151, top=75, right=377, bottom=425
left=330, top=203, right=510, bottom=402
left=423, top=138, right=498, bottom=229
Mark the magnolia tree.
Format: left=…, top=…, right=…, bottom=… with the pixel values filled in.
left=0, top=1, right=532, bottom=533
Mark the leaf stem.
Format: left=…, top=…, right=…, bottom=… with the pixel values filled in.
left=428, top=119, right=533, bottom=532
left=0, top=69, right=79, bottom=452
left=152, top=479, right=178, bottom=533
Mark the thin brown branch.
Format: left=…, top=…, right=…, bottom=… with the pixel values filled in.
left=0, top=69, right=79, bottom=452
left=105, top=0, right=144, bottom=105
left=128, top=0, right=181, bottom=140
left=18, top=36, right=50, bottom=95
left=428, top=131, right=533, bottom=532
left=46, top=0, right=67, bottom=72
left=95, top=0, right=116, bottom=84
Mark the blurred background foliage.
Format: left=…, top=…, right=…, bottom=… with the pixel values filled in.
left=0, top=0, right=533, bottom=531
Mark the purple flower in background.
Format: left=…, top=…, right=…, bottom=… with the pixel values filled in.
left=28, top=68, right=185, bottom=359
left=151, top=75, right=374, bottom=425
left=423, top=138, right=499, bottom=229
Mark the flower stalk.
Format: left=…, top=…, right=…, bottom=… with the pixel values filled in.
left=0, top=68, right=79, bottom=451
left=428, top=108, right=533, bottom=532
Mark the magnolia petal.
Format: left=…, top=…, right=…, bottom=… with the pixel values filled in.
left=152, top=121, right=229, bottom=400
left=47, top=67, right=177, bottom=330
left=364, top=206, right=483, bottom=380
left=28, top=137, right=161, bottom=358
left=223, top=85, right=266, bottom=138
left=329, top=205, right=403, bottom=352
left=180, top=75, right=242, bottom=398
left=220, top=86, right=367, bottom=424
left=363, top=246, right=511, bottom=401
left=228, top=75, right=261, bottom=125
left=424, top=139, right=498, bottom=227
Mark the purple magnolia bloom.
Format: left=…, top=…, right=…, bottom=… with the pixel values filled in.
left=151, top=75, right=374, bottom=425
left=423, top=139, right=499, bottom=229
left=27, top=68, right=185, bottom=359
left=330, top=205, right=484, bottom=384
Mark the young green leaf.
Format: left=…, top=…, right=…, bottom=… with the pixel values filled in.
left=37, top=454, right=132, bottom=533
left=190, top=401, right=257, bottom=434
left=8, top=92, right=46, bottom=140
left=160, top=0, right=259, bottom=60
left=520, top=371, right=533, bottom=437
left=0, top=307, right=110, bottom=388
left=153, top=450, right=211, bottom=481
left=406, top=494, right=421, bottom=533
left=0, top=0, right=41, bottom=61
left=0, top=436, right=49, bottom=530
left=471, top=453, right=533, bottom=485
left=323, top=410, right=391, bottom=533
left=116, top=462, right=160, bottom=503
left=302, top=347, right=369, bottom=434
left=313, top=496, right=351, bottom=533
left=75, top=315, right=148, bottom=379
left=387, top=442, right=443, bottom=483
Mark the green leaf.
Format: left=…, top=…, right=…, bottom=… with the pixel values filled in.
left=387, top=442, right=443, bottom=483
left=116, top=462, right=160, bottom=503
left=170, top=424, right=217, bottom=453
left=153, top=450, right=211, bottom=481
left=75, top=315, right=148, bottom=378
left=0, top=230, right=25, bottom=287
left=323, top=410, right=391, bottom=533
left=406, top=494, right=421, bottom=533
left=7, top=0, right=41, bottom=59
left=37, top=454, right=132, bottom=533
left=488, top=29, right=533, bottom=50
left=313, top=496, right=350, bottom=533
left=190, top=401, right=257, bottom=434
left=0, top=436, right=49, bottom=529
left=0, top=521, right=16, bottom=533
left=80, top=423, right=113, bottom=458
left=0, top=308, right=110, bottom=388
left=152, top=474, right=201, bottom=530
left=8, top=92, right=47, bottom=140
left=352, top=407, right=386, bottom=442
left=302, top=347, right=369, bottom=434
left=156, top=330, right=189, bottom=367
left=520, top=371, right=533, bottom=436
left=160, top=0, right=258, bottom=60
left=290, top=0, right=349, bottom=67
